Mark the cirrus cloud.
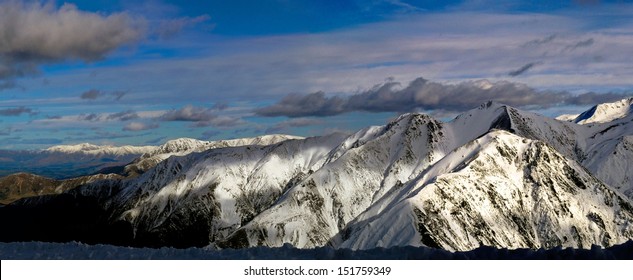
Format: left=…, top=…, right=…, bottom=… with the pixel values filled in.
left=156, top=14, right=211, bottom=39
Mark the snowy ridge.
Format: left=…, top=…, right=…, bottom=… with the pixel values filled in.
left=106, top=133, right=346, bottom=246
left=124, top=134, right=302, bottom=176
left=568, top=97, right=633, bottom=124
left=142, top=134, right=302, bottom=158
left=44, top=143, right=156, bottom=157
left=226, top=113, right=451, bottom=248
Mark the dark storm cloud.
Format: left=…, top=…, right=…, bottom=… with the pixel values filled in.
left=0, top=1, right=143, bottom=89
left=508, top=62, right=539, bottom=77
left=159, top=105, right=242, bottom=127
left=0, top=106, right=36, bottom=116
left=256, top=77, right=627, bottom=118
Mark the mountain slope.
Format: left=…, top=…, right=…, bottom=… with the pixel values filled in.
left=340, top=131, right=633, bottom=251
left=580, top=114, right=633, bottom=198
left=97, top=133, right=346, bottom=247
left=552, top=97, right=633, bottom=198
left=0, top=173, right=57, bottom=205
left=219, top=113, right=450, bottom=248
left=0, top=173, right=122, bottom=205
left=123, top=134, right=301, bottom=177
left=451, top=101, right=633, bottom=199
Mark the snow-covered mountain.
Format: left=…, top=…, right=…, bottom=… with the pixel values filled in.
left=0, top=135, right=298, bottom=180
left=123, top=135, right=301, bottom=177
left=1, top=99, right=632, bottom=253
left=340, top=131, right=632, bottom=251
left=0, top=143, right=156, bottom=179
left=555, top=97, right=633, bottom=197
left=220, top=103, right=633, bottom=250
left=44, top=143, right=156, bottom=156
left=558, top=97, right=633, bottom=125
left=108, top=133, right=344, bottom=247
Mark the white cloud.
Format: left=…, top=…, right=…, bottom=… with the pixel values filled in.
left=0, top=1, right=143, bottom=88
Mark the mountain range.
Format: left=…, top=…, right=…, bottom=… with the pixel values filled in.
left=1, top=97, right=632, bottom=253
left=0, top=143, right=153, bottom=179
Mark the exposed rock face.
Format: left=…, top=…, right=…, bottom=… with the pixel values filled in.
left=340, top=131, right=633, bottom=251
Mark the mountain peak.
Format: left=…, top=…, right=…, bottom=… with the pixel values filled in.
left=479, top=100, right=506, bottom=110
left=390, top=112, right=430, bottom=123
left=568, top=97, right=633, bottom=124
left=43, top=143, right=156, bottom=157
left=44, top=143, right=101, bottom=153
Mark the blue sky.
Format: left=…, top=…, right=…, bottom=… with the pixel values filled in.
left=1, top=0, right=632, bottom=149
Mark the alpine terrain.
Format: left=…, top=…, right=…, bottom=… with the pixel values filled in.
left=1, top=98, right=632, bottom=253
